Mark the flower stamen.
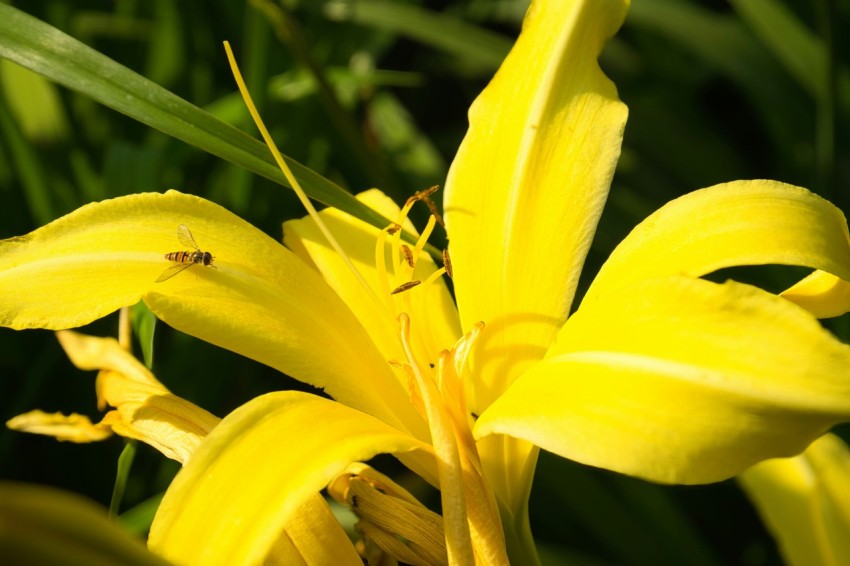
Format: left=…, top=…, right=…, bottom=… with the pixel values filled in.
left=443, top=248, right=453, bottom=279
left=400, top=244, right=415, bottom=269
left=392, top=280, right=422, bottom=295
left=389, top=359, right=426, bottom=420
left=329, top=465, right=448, bottom=566
left=398, top=313, right=474, bottom=565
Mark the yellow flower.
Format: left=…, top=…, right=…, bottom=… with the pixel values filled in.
left=5, top=0, right=850, bottom=564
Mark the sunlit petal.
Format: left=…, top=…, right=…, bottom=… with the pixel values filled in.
left=740, top=433, right=850, bottom=566
left=0, top=191, right=420, bottom=435
left=149, top=391, right=432, bottom=566
left=265, top=493, right=363, bottom=566
left=54, top=331, right=218, bottom=463
left=584, top=180, right=850, bottom=306
left=444, top=0, right=629, bottom=407
left=476, top=276, right=850, bottom=484
left=781, top=270, right=850, bottom=318
left=6, top=410, right=112, bottom=442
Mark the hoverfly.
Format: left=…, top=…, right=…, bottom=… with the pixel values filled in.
left=155, top=224, right=216, bottom=283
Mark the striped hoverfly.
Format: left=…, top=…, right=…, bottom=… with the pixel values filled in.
left=156, top=224, right=216, bottom=283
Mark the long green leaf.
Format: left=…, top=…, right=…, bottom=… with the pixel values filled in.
left=0, top=4, right=398, bottom=235
left=324, top=0, right=513, bottom=71
left=728, top=0, right=828, bottom=99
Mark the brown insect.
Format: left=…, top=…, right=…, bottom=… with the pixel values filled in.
left=156, top=224, right=216, bottom=283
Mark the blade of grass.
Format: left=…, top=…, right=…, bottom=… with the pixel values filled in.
left=252, top=0, right=397, bottom=192
left=729, top=0, right=825, bottom=99
left=110, top=441, right=137, bottom=517
left=131, top=301, right=157, bottom=370
left=119, top=492, right=165, bottom=536
left=0, top=91, right=55, bottom=225
left=323, top=0, right=513, bottom=71
left=729, top=0, right=847, bottom=200
left=0, top=3, right=427, bottom=247
left=627, top=0, right=808, bottom=168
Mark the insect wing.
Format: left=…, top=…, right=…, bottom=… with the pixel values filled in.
left=176, top=224, right=200, bottom=251
left=155, top=262, right=194, bottom=283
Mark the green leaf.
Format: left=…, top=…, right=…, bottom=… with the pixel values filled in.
left=0, top=87, right=55, bottom=225
left=0, top=4, right=394, bottom=234
left=120, top=493, right=165, bottom=536
left=728, top=0, right=846, bottom=101
left=323, top=0, right=513, bottom=71
left=131, top=301, right=157, bottom=369
left=627, top=0, right=809, bottom=165
left=110, top=441, right=137, bottom=517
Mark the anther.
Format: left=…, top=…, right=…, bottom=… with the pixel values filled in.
left=386, top=223, right=402, bottom=235
left=422, top=195, right=445, bottom=229
left=442, top=248, right=453, bottom=278
left=406, top=184, right=439, bottom=208
left=401, top=244, right=415, bottom=268
left=391, top=280, right=421, bottom=295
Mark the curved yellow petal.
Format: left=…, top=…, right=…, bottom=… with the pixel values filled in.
left=148, top=391, right=432, bottom=566
left=265, top=493, right=363, bottom=566
left=443, top=0, right=629, bottom=407
left=0, top=191, right=420, bottom=435
left=740, top=433, right=850, bottom=566
left=283, top=189, right=461, bottom=373
left=584, top=180, right=850, bottom=306
left=54, top=330, right=218, bottom=463
left=476, top=276, right=850, bottom=484
left=0, top=482, right=171, bottom=566
left=6, top=410, right=112, bottom=442
left=781, top=270, right=850, bottom=318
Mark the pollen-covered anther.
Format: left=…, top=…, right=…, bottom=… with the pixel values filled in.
left=401, top=244, right=415, bottom=268
left=405, top=184, right=440, bottom=208
left=442, top=248, right=453, bottom=278
left=329, top=470, right=447, bottom=566
left=392, top=280, right=422, bottom=295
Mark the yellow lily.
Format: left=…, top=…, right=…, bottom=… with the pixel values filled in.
left=5, top=0, right=850, bottom=564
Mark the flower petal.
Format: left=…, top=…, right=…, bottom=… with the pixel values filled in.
left=148, top=391, right=432, bottom=566
left=54, top=330, right=218, bottom=463
left=0, top=191, right=420, bottom=435
left=5, top=410, right=112, bottom=442
left=583, top=180, right=850, bottom=306
left=739, top=433, right=850, bottom=566
left=476, top=275, right=850, bottom=484
left=265, top=493, right=363, bottom=566
left=781, top=270, right=850, bottom=318
left=443, top=0, right=629, bottom=406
